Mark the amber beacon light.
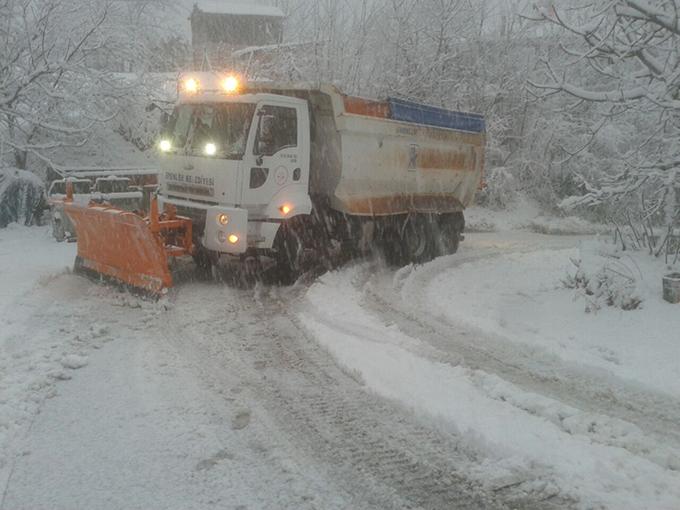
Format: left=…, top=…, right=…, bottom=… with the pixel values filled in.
left=222, top=75, right=240, bottom=94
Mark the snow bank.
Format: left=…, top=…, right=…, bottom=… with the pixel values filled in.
left=0, top=224, right=74, bottom=313
left=420, top=242, right=680, bottom=395
left=0, top=225, right=77, bottom=487
left=465, top=199, right=607, bottom=235
left=527, top=215, right=608, bottom=236
left=300, top=268, right=680, bottom=509
left=0, top=167, right=45, bottom=228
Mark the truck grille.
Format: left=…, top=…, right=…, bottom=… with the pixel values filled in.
left=175, top=205, right=207, bottom=236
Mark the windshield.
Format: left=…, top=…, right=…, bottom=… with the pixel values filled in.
left=165, top=103, right=255, bottom=159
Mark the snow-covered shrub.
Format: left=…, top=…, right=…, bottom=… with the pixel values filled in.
left=0, top=168, right=45, bottom=228
left=562, top=243, right=643, bottom=313
left=563, top=242, right=643, bottom=312
left=476, top=166, right=519, bottom=209
left=528, top=216, right=608, bottom=236
left=563, top=258, right=642, bottom=313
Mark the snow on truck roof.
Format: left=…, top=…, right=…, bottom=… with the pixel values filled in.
left=191, top=1, right=284, bottom=17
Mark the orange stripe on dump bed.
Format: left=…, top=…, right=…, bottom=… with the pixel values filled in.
left=339, top=194, right=465, bottom=216
left=418, top=149, right=471, bottom=171
left=343, top=95, right=391, bottom=118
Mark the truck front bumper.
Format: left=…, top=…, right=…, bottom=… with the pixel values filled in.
left=159, top=196, right=280, bottom=254
left=203, top=205, right=248, bottom=253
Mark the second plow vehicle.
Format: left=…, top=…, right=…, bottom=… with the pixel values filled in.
left=64, top=72, right=486, bottom=293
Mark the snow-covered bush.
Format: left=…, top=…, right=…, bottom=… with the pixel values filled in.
left=0, top=168, right=45, bottom=228
left=476, top=166, right=519, bottom=209
left=563, top=243, right=643, bottom=313
left=528, top=216, right=608, bottom=236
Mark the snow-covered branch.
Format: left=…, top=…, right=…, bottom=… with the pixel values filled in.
left=528, top=0, right=680, bottom=220
left=0, top=0, right=117, bottom=169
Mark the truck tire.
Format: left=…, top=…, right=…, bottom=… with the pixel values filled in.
left=436, top=212, right=464, bottom=255
left=273, top=222, right=304, bottom=284
left=383, top=214, right=435, bottom=266
left=193, top=247, right=216, bottom=281
left=52, top=219, right=66, bottom=242
left=273, top=214, right=334, bottom=284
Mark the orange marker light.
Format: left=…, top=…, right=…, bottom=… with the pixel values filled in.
left=222, top=75, right=240, bottom=94
left=183, top=77, right=199, bottom=94
left=280, top=204, right=292, bottom=215
left=228, top=234, right=239, bottom=244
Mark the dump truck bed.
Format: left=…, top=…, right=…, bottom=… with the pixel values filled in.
left=250, top=84, right=485, bottom=217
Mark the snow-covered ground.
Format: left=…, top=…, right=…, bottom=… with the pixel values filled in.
left=301, top=252, right=680, bottom=508
left=421, top=244, right=680, bottom=395
left=1, top=220, right=679, bottom=509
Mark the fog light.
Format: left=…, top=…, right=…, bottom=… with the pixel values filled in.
left=228, top=234, right=239, bottom=244
left=217, top=213, right=229, bottom=226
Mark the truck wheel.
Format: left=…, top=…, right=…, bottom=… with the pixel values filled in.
left=192, top=248, right=215, bottom=281
left=273, top=223, right=304, bottom=284
left=52, top=219, right=66, bottom=242
left=385, top=214, right=435, bottom=266
left=437, top=212, right=464, bottom=255
left=408, top=214, right=438, bottom=264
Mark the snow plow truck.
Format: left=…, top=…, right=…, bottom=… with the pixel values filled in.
left=64, top=72, right=485, bottom=294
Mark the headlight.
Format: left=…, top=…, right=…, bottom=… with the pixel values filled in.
left=205, top=142, right=217, bottom=156
left=228, top=234, right=239, bottom=244
left=217, top=213, right=229, bottom=226
left=159, top=139, right=172, bottom=152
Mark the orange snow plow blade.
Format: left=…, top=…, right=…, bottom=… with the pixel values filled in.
left=64, top=196, right=193, bottom=295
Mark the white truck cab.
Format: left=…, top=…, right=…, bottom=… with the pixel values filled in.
left=158, top=73, right=311, bottom=255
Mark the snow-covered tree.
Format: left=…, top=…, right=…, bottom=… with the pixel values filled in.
left=528, top=1, right=680, bottom=223
left=0, top=0, right=186, bottom=171
left=0, top=0, right=118, bottom=169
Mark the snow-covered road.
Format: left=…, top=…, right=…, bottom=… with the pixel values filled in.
left=1, top=226, right=679, bottom=509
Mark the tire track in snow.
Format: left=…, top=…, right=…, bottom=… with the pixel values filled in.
left=358, top=243, right=680, bottom=468
left=158, top=282, right=574, bottom=510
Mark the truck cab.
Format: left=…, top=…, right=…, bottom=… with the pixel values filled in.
left=157, top=73, right=311, bottom=256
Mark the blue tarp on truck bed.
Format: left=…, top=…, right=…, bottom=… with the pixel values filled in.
left=388, top=98, right=486, bottom=133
